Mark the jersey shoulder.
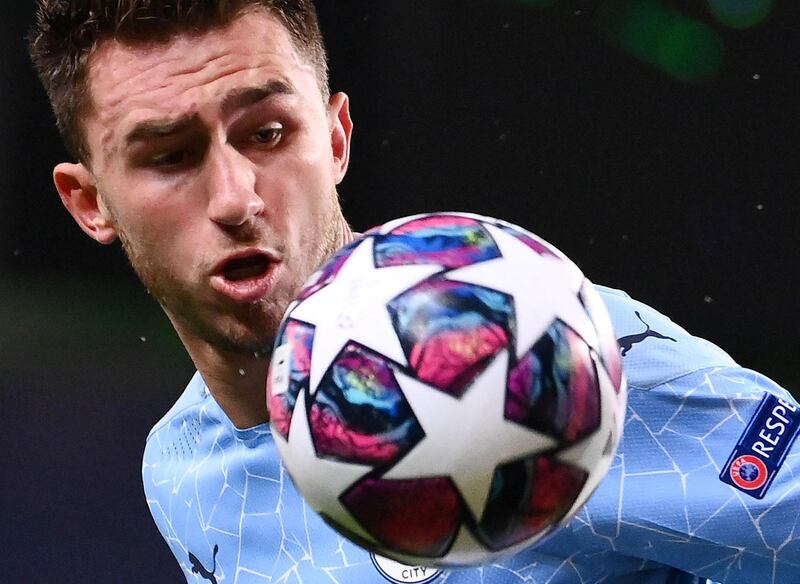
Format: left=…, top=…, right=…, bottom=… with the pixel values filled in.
left=145, top=370, right=207, bottom=444
left=594, top=284, right=737, bottom=390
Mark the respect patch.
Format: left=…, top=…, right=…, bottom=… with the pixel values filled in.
left=720, top=393, right=800, bottom=499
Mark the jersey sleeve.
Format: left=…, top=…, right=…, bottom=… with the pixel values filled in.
left=611, top=366, right=800, bottom=583
left=141, top=372, right=210, bottom=583
left=142, top=430, right=195, bottom=583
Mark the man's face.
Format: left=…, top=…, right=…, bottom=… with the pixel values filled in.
left=77, top=10, right=351, bottom=357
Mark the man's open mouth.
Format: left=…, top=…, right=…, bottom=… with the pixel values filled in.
left=211, top=250, right=280, bottom=303
left=222, top=253, right=272, bottom=282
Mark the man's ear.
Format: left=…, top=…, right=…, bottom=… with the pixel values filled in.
left=328, top=92, right=353, bottom=184
left=53, top=162, right=118, bottom=244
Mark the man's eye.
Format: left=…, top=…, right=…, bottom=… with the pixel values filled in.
left=252, top=124, right=283, bottom=146
left=150, top=149, right=192, bottom=167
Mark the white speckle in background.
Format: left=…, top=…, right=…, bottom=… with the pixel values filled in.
left=704, top=296, right=714, bottom=304
left=756, top=203, right=764, bottom=211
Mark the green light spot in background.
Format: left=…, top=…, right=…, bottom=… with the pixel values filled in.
left=601, top=0, right=724, bottom=83
left=708, top=0, right=773, bottom=29
left=658, top=20, right=724, bottom=82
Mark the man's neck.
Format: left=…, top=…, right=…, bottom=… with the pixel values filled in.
left=163, top=312, right=272, bottom=428
left=188, top=342, right=271, bottom=429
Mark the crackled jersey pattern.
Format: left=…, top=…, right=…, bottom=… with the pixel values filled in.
left=143, top=286, right=800, bottom=584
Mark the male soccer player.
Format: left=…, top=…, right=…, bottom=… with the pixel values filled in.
left=29, top=1, right=799, bottom=583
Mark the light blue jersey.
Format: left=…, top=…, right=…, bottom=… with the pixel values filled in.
left=143, top=286, right=800, bottom=583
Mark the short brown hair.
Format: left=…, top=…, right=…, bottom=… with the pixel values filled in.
left=28, top=0, right=329, bottom=163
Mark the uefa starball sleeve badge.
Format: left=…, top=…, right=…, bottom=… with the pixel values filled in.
left=720, top=392, right=800, bottom=499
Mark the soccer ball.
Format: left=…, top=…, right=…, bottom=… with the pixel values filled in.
left=267, top=212, right=626, bottom=566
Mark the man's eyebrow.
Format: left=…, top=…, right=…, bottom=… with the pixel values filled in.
left=124, top=113, right=200, bottom=145
left=122, top=80, right=293, bottom=147
left=221, top=79, right=295, bottom=115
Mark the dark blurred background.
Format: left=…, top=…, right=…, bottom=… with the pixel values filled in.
left=1, top=0, right=797, bottom=581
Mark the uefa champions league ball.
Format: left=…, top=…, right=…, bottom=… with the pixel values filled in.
left=267, top=212, right=626, bottom=566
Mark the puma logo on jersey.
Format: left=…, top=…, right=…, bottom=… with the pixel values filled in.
left=188, top=544, right=219, bottom=584
left=617, top=311, right=677, bottom=356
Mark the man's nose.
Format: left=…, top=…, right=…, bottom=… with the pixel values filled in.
left=205, top=144, right=264, bottom=226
